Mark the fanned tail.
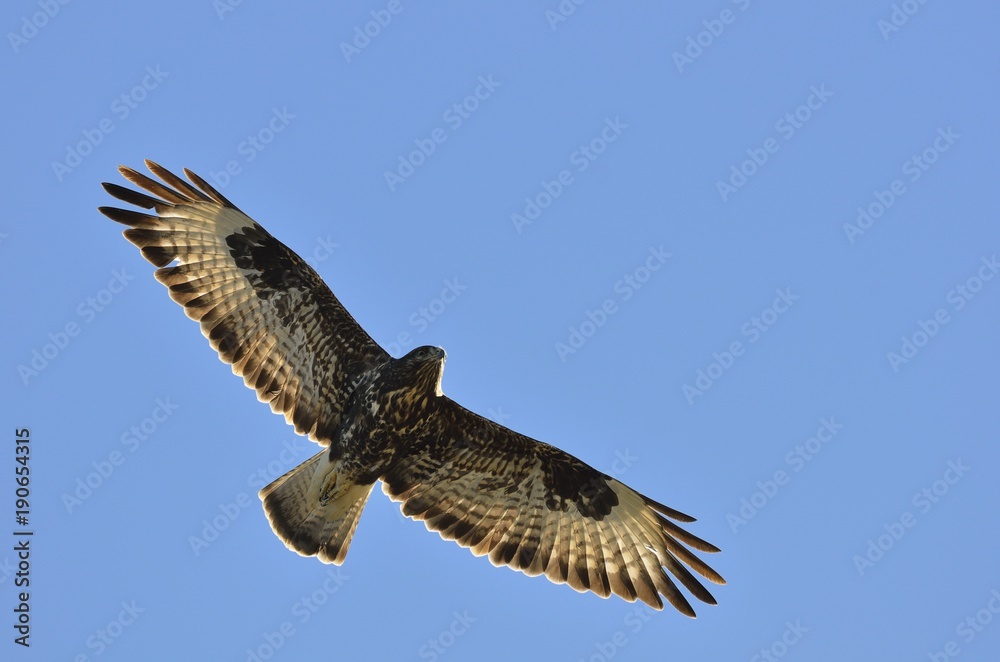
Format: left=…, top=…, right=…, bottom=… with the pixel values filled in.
left=260, top=450, right=373, bottom=564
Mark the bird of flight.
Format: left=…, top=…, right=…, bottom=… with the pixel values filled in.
left=98, top=160, right=725, bottom=616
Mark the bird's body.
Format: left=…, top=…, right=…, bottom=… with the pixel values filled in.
left=99, top=161, right=725, bottom=616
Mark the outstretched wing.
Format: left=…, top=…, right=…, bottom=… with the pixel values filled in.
left=381, top=398, right=725, bottom=616
left=98, top=160, right=389, bottom=444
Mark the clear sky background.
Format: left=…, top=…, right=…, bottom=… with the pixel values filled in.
left=3, top=2, right=999, bottom=661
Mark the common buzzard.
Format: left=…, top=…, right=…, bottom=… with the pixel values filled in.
left=98, top=161, right=725, bottom=616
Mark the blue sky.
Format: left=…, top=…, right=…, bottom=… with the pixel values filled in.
left=4, top=2, right=999, bottom=660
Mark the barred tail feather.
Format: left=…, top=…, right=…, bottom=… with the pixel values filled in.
left=260, top=450, right=373, bottom=564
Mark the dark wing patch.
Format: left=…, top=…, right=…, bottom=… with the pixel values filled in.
left=381, top=398, right=725, bottom=616
left=99, top=160, right=389, bottom=444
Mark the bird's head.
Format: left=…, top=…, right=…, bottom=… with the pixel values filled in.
left=398, top=345, right=447, bottom=397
